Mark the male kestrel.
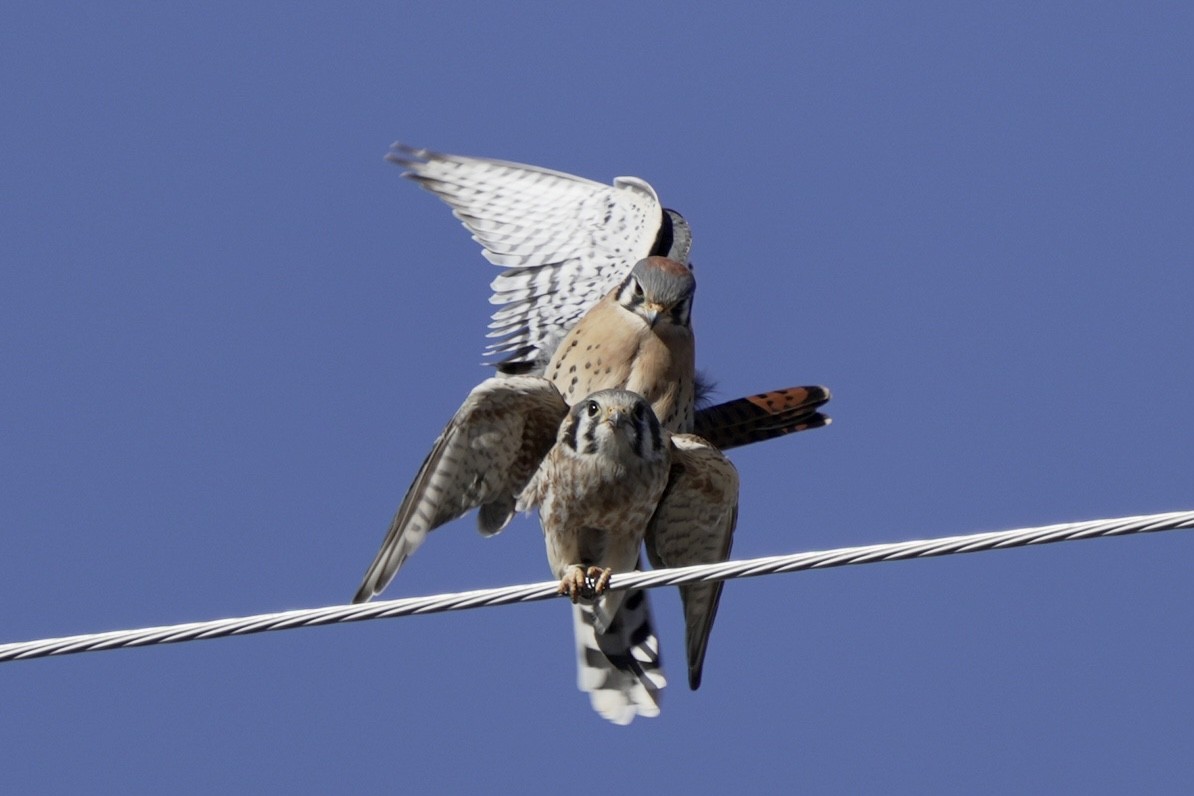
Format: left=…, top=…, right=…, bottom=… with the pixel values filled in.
left=544, top=254, right=696, bottom=432
left=388, top=143, right=691, bottom=375
left=389, top=143, right=832, bottom=450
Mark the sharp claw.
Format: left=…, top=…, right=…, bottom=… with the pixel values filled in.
left=589, top=566, right=613, bottom=596
left=556, top=565, right=614, bottom=602
left=557, top=566, right=587, bottom=603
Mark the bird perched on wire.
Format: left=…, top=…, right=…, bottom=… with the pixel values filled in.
left=521, top=389, right=677, bottom=723
left=388, top=143, right=831, bottom=451
left=521, top=389, right=740, bottom=711
left=353, top=377, right=738, bottom=723
left=356, top=146, right=829, bottom=709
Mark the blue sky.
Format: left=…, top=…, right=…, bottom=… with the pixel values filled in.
left=3, top=3, right=1192, bottom=792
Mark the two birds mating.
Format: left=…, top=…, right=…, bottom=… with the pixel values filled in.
left=352, top=144, right=831, bottom=724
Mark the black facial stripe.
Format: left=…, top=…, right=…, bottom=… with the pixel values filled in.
left=648, top=412, right=661, bottom=454
left=563, top=412, right=581, bottom=451
left=617, top=277, right=645, bottom=309
left=582, top=415, right=598, bottom=455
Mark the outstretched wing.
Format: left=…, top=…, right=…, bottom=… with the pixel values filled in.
left=387, top=143, right=691, bottom=374
left=353, top=376, right=567, bottom=603
left=693, top=385, right=831, bottom=451
left=644, top=435, right=740, bottom=690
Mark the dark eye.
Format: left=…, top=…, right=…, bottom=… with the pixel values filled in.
left=632, top=280, right=644, bottom=298
left=586, top=400, right=600, bottom=417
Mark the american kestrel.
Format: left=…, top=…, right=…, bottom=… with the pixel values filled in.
left=518, top=389, right=676, bottom=723
left=352, top=378, right=738, bottom=723
left=518, top=389, right=741, bottom=719
left=388, top=143, right=831, bottom=449
left=356, top=145, right=825, bottom=713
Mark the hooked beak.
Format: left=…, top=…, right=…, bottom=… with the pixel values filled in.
left=604, top=407, right=630, bottom=429
left=643, top=302, right=666, bottom=328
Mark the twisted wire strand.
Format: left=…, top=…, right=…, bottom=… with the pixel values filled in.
left=3, top=509, right=1191, bottom=664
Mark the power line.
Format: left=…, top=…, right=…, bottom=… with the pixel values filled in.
left=2, top=509, right=1191, bottom=664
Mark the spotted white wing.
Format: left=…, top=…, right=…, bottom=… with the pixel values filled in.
left=644, top=434, right=740, bottom=690
left=353, top=376, right=567, bottom=603
left=387, top=143, right=692, bottom=374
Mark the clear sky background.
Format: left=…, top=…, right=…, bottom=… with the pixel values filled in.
left=3, top=3, right=1192, bottom=793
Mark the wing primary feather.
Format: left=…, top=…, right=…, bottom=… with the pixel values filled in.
left=352, top=377, right=566, bottom=603
left=385, top=142, right=676, bottom=373
left=645, top=436, right=740, bottom=690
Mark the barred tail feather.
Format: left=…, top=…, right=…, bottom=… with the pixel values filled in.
left=571, top=588, right=666, bottom=725
left=693, top=385, right=831, bottom=451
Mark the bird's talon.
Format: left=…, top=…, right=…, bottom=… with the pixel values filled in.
left=589, top=566, right=613, bottom=596
left=557, top=566, right=587, bottom=603
left=556, top=565, right=615, bottom=602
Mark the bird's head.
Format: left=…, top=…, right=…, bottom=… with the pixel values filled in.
left=615, top=256, right=695, bottom=330
left=561, top=389, right=666, bottom=463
